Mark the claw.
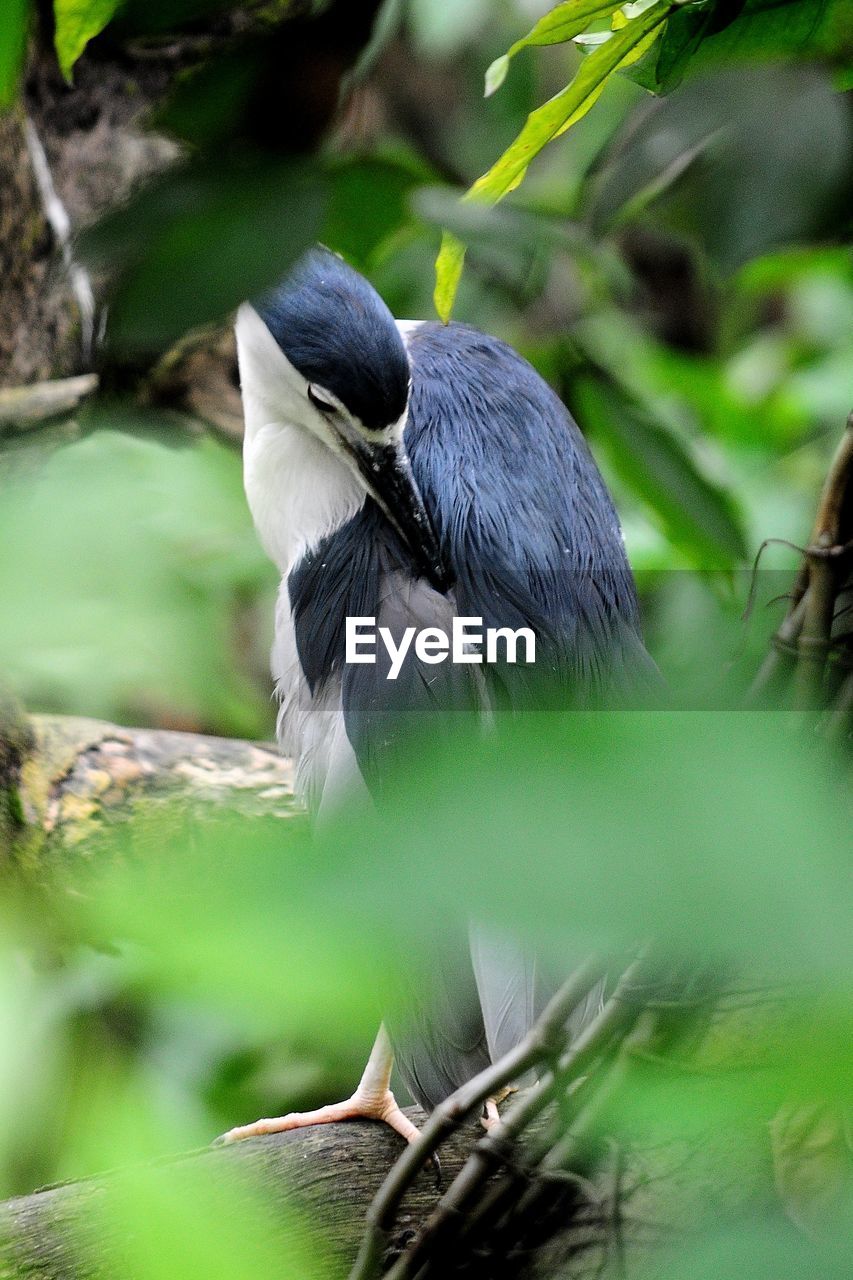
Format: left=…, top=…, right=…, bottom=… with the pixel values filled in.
left=215, top=1089, right=421, bottom=1148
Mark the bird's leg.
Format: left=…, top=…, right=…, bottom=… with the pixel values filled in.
left=481, top=1085, right=516, bottom=1131
left=217, top=1025, right=421, bottom=1146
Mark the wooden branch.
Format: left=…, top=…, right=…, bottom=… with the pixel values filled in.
left=0, top=1092, right=774, bottom=1280
left=747, top=415, right=853, bottom=720
left=0, top=1110, right=479, bottom=1279
left=15, top=714, right=297, bottom=861
left=0, top=375, right=98, bottom=434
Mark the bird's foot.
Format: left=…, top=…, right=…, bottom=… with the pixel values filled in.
left=216, top=1087, right=421, bottom=1147
left=481, top=1085, right=516, bottom=1131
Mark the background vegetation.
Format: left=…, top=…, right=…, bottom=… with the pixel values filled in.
left=0, top=2, right=850, bottom=1278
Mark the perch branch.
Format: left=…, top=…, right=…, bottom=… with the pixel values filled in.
left=0, top=1108, right=477, bottom=1279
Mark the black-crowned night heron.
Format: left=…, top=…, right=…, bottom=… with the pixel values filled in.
left=219, top=248, right=655, bottom=1147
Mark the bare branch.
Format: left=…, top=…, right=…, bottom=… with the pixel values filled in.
left=0, top=375, right=98, bottom=435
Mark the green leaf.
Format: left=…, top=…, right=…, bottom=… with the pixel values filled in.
left=484, top=0, right=624, bottom=96
left=576, top=376, right=747, bottom=568
left=81, top=155, right=327, bottom=356
left=433, top=228, right=467, bottom=323
left=471, top=2, right=674, bottom=203
left=54, top=0, right=123, bottom=81
left=0, top=0, right=28, bottom=109
left=318, top=711, right=852, bottom=980
left=484, top=52, right=510, bottom=96
left=652, top=0, right=853, bottom=93
left=439, top=2, right=675, bottom=315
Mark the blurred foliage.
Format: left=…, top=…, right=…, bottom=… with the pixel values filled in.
left=1, top=712, right=851, bottom=1274
left=434, top=0, right=853, bottom=314
left=0, top=1, right=852, bottom=1278
left=0, top=425, right=275, bottom=736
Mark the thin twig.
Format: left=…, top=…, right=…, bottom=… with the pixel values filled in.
left=23, top=116, right=97, bottom=364
left=348, top=957, right=606, bottom=1280
left=824, top=670, right=853, bottom=741
left=810, top=413, right=853, bottom=548
left=383, top=954, right=651, bottom=1280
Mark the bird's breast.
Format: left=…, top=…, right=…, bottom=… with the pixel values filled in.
left=243, top=420, right=365, bottom=575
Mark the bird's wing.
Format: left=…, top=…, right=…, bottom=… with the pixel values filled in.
left=340, top=560, right=488, bottom=788
left=403, top=321, right=662, bottom=706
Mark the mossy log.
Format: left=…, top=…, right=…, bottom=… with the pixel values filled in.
left=11, top=713, right=297, bottom=870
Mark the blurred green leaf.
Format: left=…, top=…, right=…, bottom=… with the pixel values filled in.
left=319, top=711, right=851, bottom=980
left=82, top=157, right=327, bottom=356
left=771, top=1103, right=853, bottom=1234
left=587, top=66, right=852, bottom=272
left=324, top=156, right=422, bottom=269
left=652, top=0, right=853, bottom=92
left=0, top=429, right=274, bottom=736
left=589, top=994, right=853, bottom=1157
left=434, top=229, right=467, bottom=323
left=483, top=0, right=623, bottom=97
left=152, top=48, right=263, bottom=149
left=0, top=0, right=28, bottom=108
left=85, top=1159, right=332, bottom=1280
left=640, top=1214, right=852, bottom=1280
left=78, top=810, right=392, bottom=1047
left=54, top=0, right=122, bottom=81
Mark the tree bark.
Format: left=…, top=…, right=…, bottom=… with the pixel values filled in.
left=0, top=1109, right=474, bottom=1279
left=0, top=1099, right=772, bottom=1280
left=10, top=713, right=297, bottom=870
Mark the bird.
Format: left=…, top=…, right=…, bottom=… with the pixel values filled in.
left=219, top=246, right=657, bottom=1148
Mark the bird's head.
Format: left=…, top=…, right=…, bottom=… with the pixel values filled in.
left=236, top=248, right=447, bottom=591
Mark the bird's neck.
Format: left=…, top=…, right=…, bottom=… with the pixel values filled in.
left=236, top=303, right=365, bottom=574
left=243, top=407, right=364, bottom=575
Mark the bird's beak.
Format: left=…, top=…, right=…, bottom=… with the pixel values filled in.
left=344, top=438, right=449, bottom=593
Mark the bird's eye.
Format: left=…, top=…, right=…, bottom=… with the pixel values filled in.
left=307, top=385, right=337, bottom=415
